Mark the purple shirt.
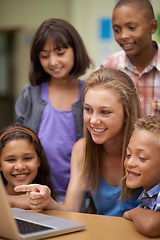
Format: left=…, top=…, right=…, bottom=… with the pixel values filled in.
left=38, top=80, right=83, bottom=195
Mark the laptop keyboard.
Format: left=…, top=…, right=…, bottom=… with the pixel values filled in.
left=15, top=218, right=53, bottom=234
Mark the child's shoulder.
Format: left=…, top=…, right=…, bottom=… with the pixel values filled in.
left=73, top=138, right=85, bottom=151
left=19, top=83, right=43, bottom=102
left=22, top=82, right=42, bottom=91
left=101, top=50, right=126, bottom=68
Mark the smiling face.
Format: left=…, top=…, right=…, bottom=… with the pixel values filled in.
left=39, top=39, right=75, bottom=80
left=0, top=139, right=40, bottom=195
left=112, top=4, right=155, bottom=59
left=124, top=130, right=160, bottom=192
left=83, top=85, right=125, bottom=145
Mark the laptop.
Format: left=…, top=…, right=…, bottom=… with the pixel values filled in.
left=0, top=176, right=85, bottom=240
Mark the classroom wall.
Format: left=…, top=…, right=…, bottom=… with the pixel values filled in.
left=0, top=0, right=160, bottom=128
left=0, top=0, right=71, bottom=28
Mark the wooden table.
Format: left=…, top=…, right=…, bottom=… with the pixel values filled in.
left=26, top=210, right=160, bottom=240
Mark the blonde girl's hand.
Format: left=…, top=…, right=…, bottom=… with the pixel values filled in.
left=14, top=184, right=51, bottom=210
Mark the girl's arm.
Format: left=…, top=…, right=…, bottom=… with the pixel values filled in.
left=123, top=208, right=160, bottom=237
left=15, top=138, right=87, bottom=212
left=62, top=138, right=87, bottom=212
left=8, top=194, right=30, bottom=209
left=15, top=84, right=30, bottom=124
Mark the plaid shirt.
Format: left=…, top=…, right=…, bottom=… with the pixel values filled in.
left=101, top=41, right=160, bottom=116
left=138, top=184, right=160, bottom=211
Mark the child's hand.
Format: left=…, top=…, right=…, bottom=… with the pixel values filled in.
left=8, top=194, right=30, bottom=209
left=14, top=184, right=51, bottom=210
left=123, top=208, right=160, bottom=237
left=123, top=210, right=132, bottom=220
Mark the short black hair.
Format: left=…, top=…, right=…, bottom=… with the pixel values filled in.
left=114, top=0, right=155, bottom=21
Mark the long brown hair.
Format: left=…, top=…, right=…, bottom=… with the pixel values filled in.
left=29, top=18, right=93, bottom=86
left=0, top=124, right=55, bottom=198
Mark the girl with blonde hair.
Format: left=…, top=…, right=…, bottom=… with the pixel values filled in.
left=15, top=68, right=142, bottom=216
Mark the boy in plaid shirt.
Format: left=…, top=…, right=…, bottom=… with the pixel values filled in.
left=123, top=116, right=160, bottom=237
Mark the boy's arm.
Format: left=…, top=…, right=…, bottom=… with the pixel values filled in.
left=123, top=207, right=160, bottom=237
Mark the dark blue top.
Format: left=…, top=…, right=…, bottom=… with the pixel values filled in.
left=92, top=176, right=142, bottom=217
